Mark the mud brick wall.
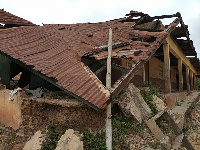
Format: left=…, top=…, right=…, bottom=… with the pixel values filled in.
left=20, top=98, right=106, bottom=134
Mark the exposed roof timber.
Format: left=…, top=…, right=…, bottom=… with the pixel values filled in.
left=94, top=66, right=106, bottom=76
left=130, top=15, right=148, bottom=28
left=143, top=13, right=180, bottom=21
left=167, top=36, right=197, bottom=74
left=178, top=13, right=197, bottom=58
left=130, top=12, right=197, bottom=59
left=148, top=20, right=161, bottom=29
left=176, top=39, right=193, bottom=45
left=171, top=27, right=187, bottom=38
left=111, top=17, right=180, bottom=99
left=164, top=18, right=180, bottom=33
left=134, top=13, right=180, bottom=25
left=174, top=40, right=197, bottom=56
left=125, top=11, right=148, bottom=17
left=83, top=42, right=130, bottom=57
left=133, top=28, right=163, bottom=32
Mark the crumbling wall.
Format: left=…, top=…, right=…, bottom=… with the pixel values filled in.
left=19, top=96, right=106, bottom=135
left=149, top=57, right=178, bottom=90
left=0, top=91, right=106, bottom=133
left=0, top=89, right=23, bottom=130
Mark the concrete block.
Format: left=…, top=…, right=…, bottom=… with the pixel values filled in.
left=172, top=134, right=184, bottom=150
left=145, top=119, right=164, bottom=140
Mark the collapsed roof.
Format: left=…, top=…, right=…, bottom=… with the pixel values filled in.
left=0, top=10, right=199, bottom=110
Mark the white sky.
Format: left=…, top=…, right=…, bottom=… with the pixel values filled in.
left=1, top=0, right=200, bottom=58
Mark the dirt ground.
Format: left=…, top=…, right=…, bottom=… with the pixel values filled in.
left=186, top=100, right=200, bottom=149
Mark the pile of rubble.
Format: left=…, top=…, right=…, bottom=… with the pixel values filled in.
left=118, top=83, right=200, bottom=150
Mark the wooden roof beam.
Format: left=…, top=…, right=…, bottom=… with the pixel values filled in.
left=166, top=36, right=197, bottom=74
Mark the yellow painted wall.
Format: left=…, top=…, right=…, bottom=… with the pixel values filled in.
left=121, top=57, right=177, bottom=83
left=149, top=57, right=177, bottom=82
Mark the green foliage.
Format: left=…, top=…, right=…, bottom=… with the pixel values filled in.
left=81, top=130, right=107, bottom=150
left=112, top=116, right=146, bottom=149
left=182, top=126, right=190, bottom=133
left=41, top=124, right=64, bottom=150
left=140, top=87, right=159, bottom=116
left=5, top=132, right=16, bottom=144
left=147, top=141, right=160, bottom=149
left=40, top=112, right=146, bottom=150
left=198, top=78, right=200, bottom=90
left=80, top=115, right=145, bottom=150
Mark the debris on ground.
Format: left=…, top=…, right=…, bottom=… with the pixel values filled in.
left=25, top=88, right=43, bottom=99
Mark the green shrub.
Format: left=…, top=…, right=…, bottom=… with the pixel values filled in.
left=81, top=130, right=107, bottom=150
left=41, top=124, right=64, bottom=150
left=140, top=87, right=159, bottom=116
left=112, top=116, right=145, bottom=149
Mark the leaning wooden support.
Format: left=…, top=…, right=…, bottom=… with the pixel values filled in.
left=106, top=28, right=112, bottom=150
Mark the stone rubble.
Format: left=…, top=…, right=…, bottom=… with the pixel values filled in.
left=23, top=130, right=45, bottom=150
left=118, top=83, right=152, bottom=123
left=55, top=129, right=83, bottom=150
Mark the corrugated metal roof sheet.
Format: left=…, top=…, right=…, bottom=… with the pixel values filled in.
left=0, top=12, right=187, bottom=109
left=0, top=9, right=35, bottom=26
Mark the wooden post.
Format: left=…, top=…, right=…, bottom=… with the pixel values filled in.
left=194, top=74, right=196, bottom=90
left=163, top=41, right=171, bottom=93
left=186, top=66, right=190, bottom=91
left=190, top=71, right=194, bottom=90
left=142, top=64, right=146, bottom=84
left=106, top=28, right=112, bottom=150
left=178, top=59, right=183, bottom=91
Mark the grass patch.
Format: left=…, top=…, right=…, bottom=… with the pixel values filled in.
left=41, top=113, right=146, bottom=149
left=140, top=86, right=159, bottom=116
left=41, top=124, right=65, bottom=150
left=182, top=126, right=190, bottom=133
left=147, top=141, right=160, bottom=149
left=80, top=115, right=146, bottom=150
left=81, top=130, right=107, bottom=150
left=5, top=132, right=16, bottom=144
left=112, top=115, right=146, bottom=149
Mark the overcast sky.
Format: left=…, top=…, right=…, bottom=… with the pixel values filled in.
left=1, top=0, right=200, bottom=58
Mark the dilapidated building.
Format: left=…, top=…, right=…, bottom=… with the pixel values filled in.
left=0, top=9, right=199, bottom=110
left=0, top=9, right=200, bottom=150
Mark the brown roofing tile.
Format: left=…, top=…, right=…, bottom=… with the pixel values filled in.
left=0, top=9, right=35, bottom=26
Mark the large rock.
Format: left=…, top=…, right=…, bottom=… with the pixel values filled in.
left=152, top=95, right=166, bottom=112
left=23, top=130, right=45, bottom=150
left=55, top=129, right=83, bottom=150
left=118, top=83, right=152, bottom=123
